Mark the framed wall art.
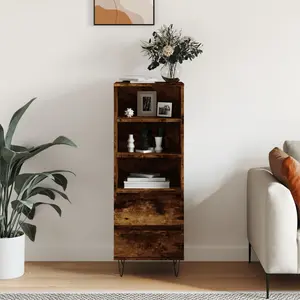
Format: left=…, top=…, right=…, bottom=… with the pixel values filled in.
left=137, top=91, right=157, bottom=116
left=94, top=0, right=155, bottom=25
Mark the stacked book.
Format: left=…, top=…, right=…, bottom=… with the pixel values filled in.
left=124, top=173, right=170, bottom=189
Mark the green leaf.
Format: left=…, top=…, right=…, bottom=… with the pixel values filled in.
left=14, top=173, right=35, bottom=195
left=11, top=200, right=32, bottom=219
left=47, top=188, right=70, bottom=202
left=0, top=125, right=4, bottom=150
left=11, top=145, right=30, bottom=152
left=5, top=98, right=36, bottom=148
left=20, top=222, right=36, bottom=242
left=11, top=199, right=34, bottom=212
left=29, top=202, right=62, bottom=219
left=52, top=174, right=68, bottom=190
left=53, top=136, right=77, bottom=147
left=29, top=187, right=56, bottom=200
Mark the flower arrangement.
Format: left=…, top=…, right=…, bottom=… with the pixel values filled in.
left=141, top=24, right=203, bottom=81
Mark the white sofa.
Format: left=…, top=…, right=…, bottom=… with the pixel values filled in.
left=247, top=141, right=300, bottom=299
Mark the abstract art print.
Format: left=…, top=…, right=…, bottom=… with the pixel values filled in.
left=94, top=0, right=155, bottom=25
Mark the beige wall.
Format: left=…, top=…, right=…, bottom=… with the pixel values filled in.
left=0, top=0, right=299, bottom=261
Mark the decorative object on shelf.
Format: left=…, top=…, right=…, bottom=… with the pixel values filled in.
left=124, top=108, right=134, bottom=118
left=140, top=128, right=150, bottom=150
left=141, top=24, right=203, bottom=82
left=127, top=134, right=135, bottom=152
left=94, top=0, right=155, bottom=25
left=0, top=98, right=76, bottom=279
left=155, top=136, right=163, bottom=153
left=157, top=102, right=172, bottom=118
left=137, top=91, right=157, bottom=116
left=135, top=149, right=153, bottom=153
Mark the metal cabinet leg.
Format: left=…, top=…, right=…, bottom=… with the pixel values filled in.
left=173, top=260, right=180, bottom=277
left=248, top=243, right=252, bottom=263
left=118, top=260, right=126, bottom=277
left=266, top=273, right=270, bottom=299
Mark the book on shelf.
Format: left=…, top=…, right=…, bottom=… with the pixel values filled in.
left=119, top=76, right=159, bottom=83
left=129, top=172, right=160, bottom=178
left=124, top=181, right=170, bottom=189
left=127, top=176, right=166, bottom=182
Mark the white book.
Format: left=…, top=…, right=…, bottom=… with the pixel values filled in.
left=129, top=172, right=160, bottom=178
left=127, top=177, right=166, bottom=182
left=124, top=181, right=170, bottom=189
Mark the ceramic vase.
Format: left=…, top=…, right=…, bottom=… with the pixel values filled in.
left=0, top=233, right=25, bottom=279
left=155, top=137, right=163, bottom=153
left=127, top=134, right=135, bottom=153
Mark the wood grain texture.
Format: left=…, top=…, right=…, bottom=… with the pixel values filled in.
left=114, top=82, right=184, bottom=261
left=114, top=229, right=184, bottom=260
left=1, top=262, right=300, bottom=292
left=115, top=194, right=183, bottom=226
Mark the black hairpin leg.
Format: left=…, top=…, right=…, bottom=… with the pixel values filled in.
left=266, top=273, right=270, bottom=299
left=118, top=260, right=126, bottom=277
left=248, top=243, right=252, bottom=263
left=172, top=260, right=180, bottom=277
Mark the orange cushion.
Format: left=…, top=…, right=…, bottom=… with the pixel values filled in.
left=269, top=147, right=300, bottom=214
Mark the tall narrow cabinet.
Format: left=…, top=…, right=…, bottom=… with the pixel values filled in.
left=114, top=82, right=184, bottom=276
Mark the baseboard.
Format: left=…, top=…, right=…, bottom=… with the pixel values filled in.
left=185, top=245, right=258, bottom=262
left=26, top=245, right=258, bottom=262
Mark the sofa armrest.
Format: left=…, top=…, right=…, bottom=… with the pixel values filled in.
left=247, top=168, right=298, bottom=274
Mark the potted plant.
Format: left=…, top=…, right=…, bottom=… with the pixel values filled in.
left=0, top=98, right=76, bottom=279
left=141, top=24, right=203, bottom=82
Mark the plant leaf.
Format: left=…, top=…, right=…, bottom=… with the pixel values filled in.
left=20, top=222, right=36, bottom=242
left=47, top=188, right=70, bottom=202
left=5, top=98, right=36, bottom=148
left=29, top=187, right=56, bottom=200
left=11, top=200, right=32, bottom=219
left=11, top=145, right=30, bottom=152
left=53, top=136, right=77, bottom=148
left=29, top=202, right=62, bottom=219
left=52, top=174, right=68, bottom=190
left=0, top=125, right=4, bottom=151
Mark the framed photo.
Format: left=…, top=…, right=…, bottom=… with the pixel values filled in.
left=137, top=91, right=157, bottom=117
left=157, top=102, right=172, bottom=118
left=94, top=0, right=155, bottom=26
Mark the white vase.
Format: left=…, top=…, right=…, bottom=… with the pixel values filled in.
left=0, top=233, right=25, bottom=279
left=127, top=134, right=135, bottom=153
left=155, top=137, right=163, bottom=153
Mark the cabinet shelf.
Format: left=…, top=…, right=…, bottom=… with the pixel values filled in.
left=117, top=152, right=182, bottom=159
left=117, top=117, right=181, bottom=123
left=116, top=188, right=181, bottom=194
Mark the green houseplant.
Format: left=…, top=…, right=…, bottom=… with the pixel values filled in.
left=0, top=98, right=76, bottom=279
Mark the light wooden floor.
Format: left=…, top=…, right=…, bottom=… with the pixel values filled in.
left=0, top=262, right=299, bottom=292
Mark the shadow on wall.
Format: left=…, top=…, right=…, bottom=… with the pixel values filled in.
left=185, top=170, right=248, bottom=258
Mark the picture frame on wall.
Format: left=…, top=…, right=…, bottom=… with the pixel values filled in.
left=157, top=102, right=173, bottom=118
left=137, top=91, right=157, bottom=117
left=94, top=0, right=155, bottom=26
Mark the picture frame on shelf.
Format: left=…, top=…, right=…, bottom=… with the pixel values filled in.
left=157, top=102, right=173, bottom=118
left=137, top=91, right=157, bottom=117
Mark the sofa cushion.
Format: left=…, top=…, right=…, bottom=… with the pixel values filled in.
left=269, top=147, right=300, bottom=220
left=269, top=147, right=289, bottom=186
left=284, top=141, right=300, bottom=162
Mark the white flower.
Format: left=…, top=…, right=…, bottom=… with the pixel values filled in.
left=125, top=108, right=134, bottom=118
left=163, top=45, right=174, bottom=57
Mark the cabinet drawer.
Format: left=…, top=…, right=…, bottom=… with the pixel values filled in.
left=114, top=229, right=184, bottom=260
left=114, top=194, right=183, bottom=226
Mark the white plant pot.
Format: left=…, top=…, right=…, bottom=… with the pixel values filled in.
left=0, top=233, right=25, bottom=279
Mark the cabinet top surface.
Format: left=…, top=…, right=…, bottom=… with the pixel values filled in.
left=114, top=82, right=184, bottom=87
